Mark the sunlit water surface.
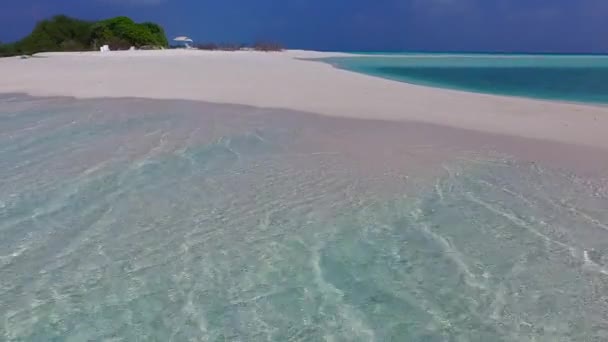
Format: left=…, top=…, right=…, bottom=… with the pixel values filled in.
left=1, top=95, right=608, bottom=341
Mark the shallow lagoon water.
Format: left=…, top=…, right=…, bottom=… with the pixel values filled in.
left=1, top=95, right=608, bottom=341
left=325, top=54, right=608, bottom=103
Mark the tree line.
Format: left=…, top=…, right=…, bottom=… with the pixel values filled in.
left=0, top=15, right=168, bottom=57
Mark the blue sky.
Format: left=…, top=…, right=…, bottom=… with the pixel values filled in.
left=1, top=0, right=607, bottom=52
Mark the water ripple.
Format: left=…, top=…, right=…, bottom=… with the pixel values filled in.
left=1, top=96, right=607, bottom=341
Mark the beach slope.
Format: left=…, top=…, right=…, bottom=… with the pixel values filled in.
left=1, top=49, right=607, bottom=149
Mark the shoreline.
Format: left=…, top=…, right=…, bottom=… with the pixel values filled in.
left=1, top=49, right=608, bottom=150
left=323, top=60, right=608, bottom=108
left=3, top=93, right=608, bottom=179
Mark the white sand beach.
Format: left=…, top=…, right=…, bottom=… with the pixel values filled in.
left=1, top=49, right=607, bottom=150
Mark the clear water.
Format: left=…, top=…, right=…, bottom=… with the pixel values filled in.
left=1, top=95, right=608, bottom=341
left=325, top=54, right=608, bottom=103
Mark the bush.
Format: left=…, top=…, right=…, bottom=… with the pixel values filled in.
left=106, top=37, right=133, bottom=51
left=60, top=40, right=86, bottom=51
left=141, top=22, right=169, bottom=47
left=0, top=43, right=17, bottom=57
left=192, top=43, right=245, bottom=51
left=1, top=15, right=168, bottom=56
left=252, top=42, right=284, bottom=52
left=191, top=42, right=282, bottom=52
left=91, top=16, right=168, bottom=49
left=12, top=15, right=93, bottom=55
left=194, top=43, right=219, bottom=50
left=218, top=43, right=243, bottom=51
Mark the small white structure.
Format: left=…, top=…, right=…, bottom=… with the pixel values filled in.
left=99, top=45, right=110, bottom=53
left=173, top=36, right=194, bottom=49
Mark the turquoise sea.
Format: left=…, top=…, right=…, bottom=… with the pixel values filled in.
left=1, top=94, right=608, bottom=341
left=324, top=54, right=608, bottom=103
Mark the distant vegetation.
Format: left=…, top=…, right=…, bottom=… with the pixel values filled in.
left=91, top=17, right=168, bottom=50
left=190, top=41, right=284, bottom=52
left=0, top=15, right=168, bottom=57
left=193, top=43, right=246, bottom=51
left=251, top=42, right=284, bottom=52
left=0, top=14, right=284, bottom=57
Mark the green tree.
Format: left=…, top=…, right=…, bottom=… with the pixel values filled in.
left=0, top=42, right=16, bottom=57
left=141, top=22, right=169, bottom=47
left=1, top=15, right=168, bottom=57
left=13, top=15, right=93, bottom=54
left=91, top=16, right=168, bottom=48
